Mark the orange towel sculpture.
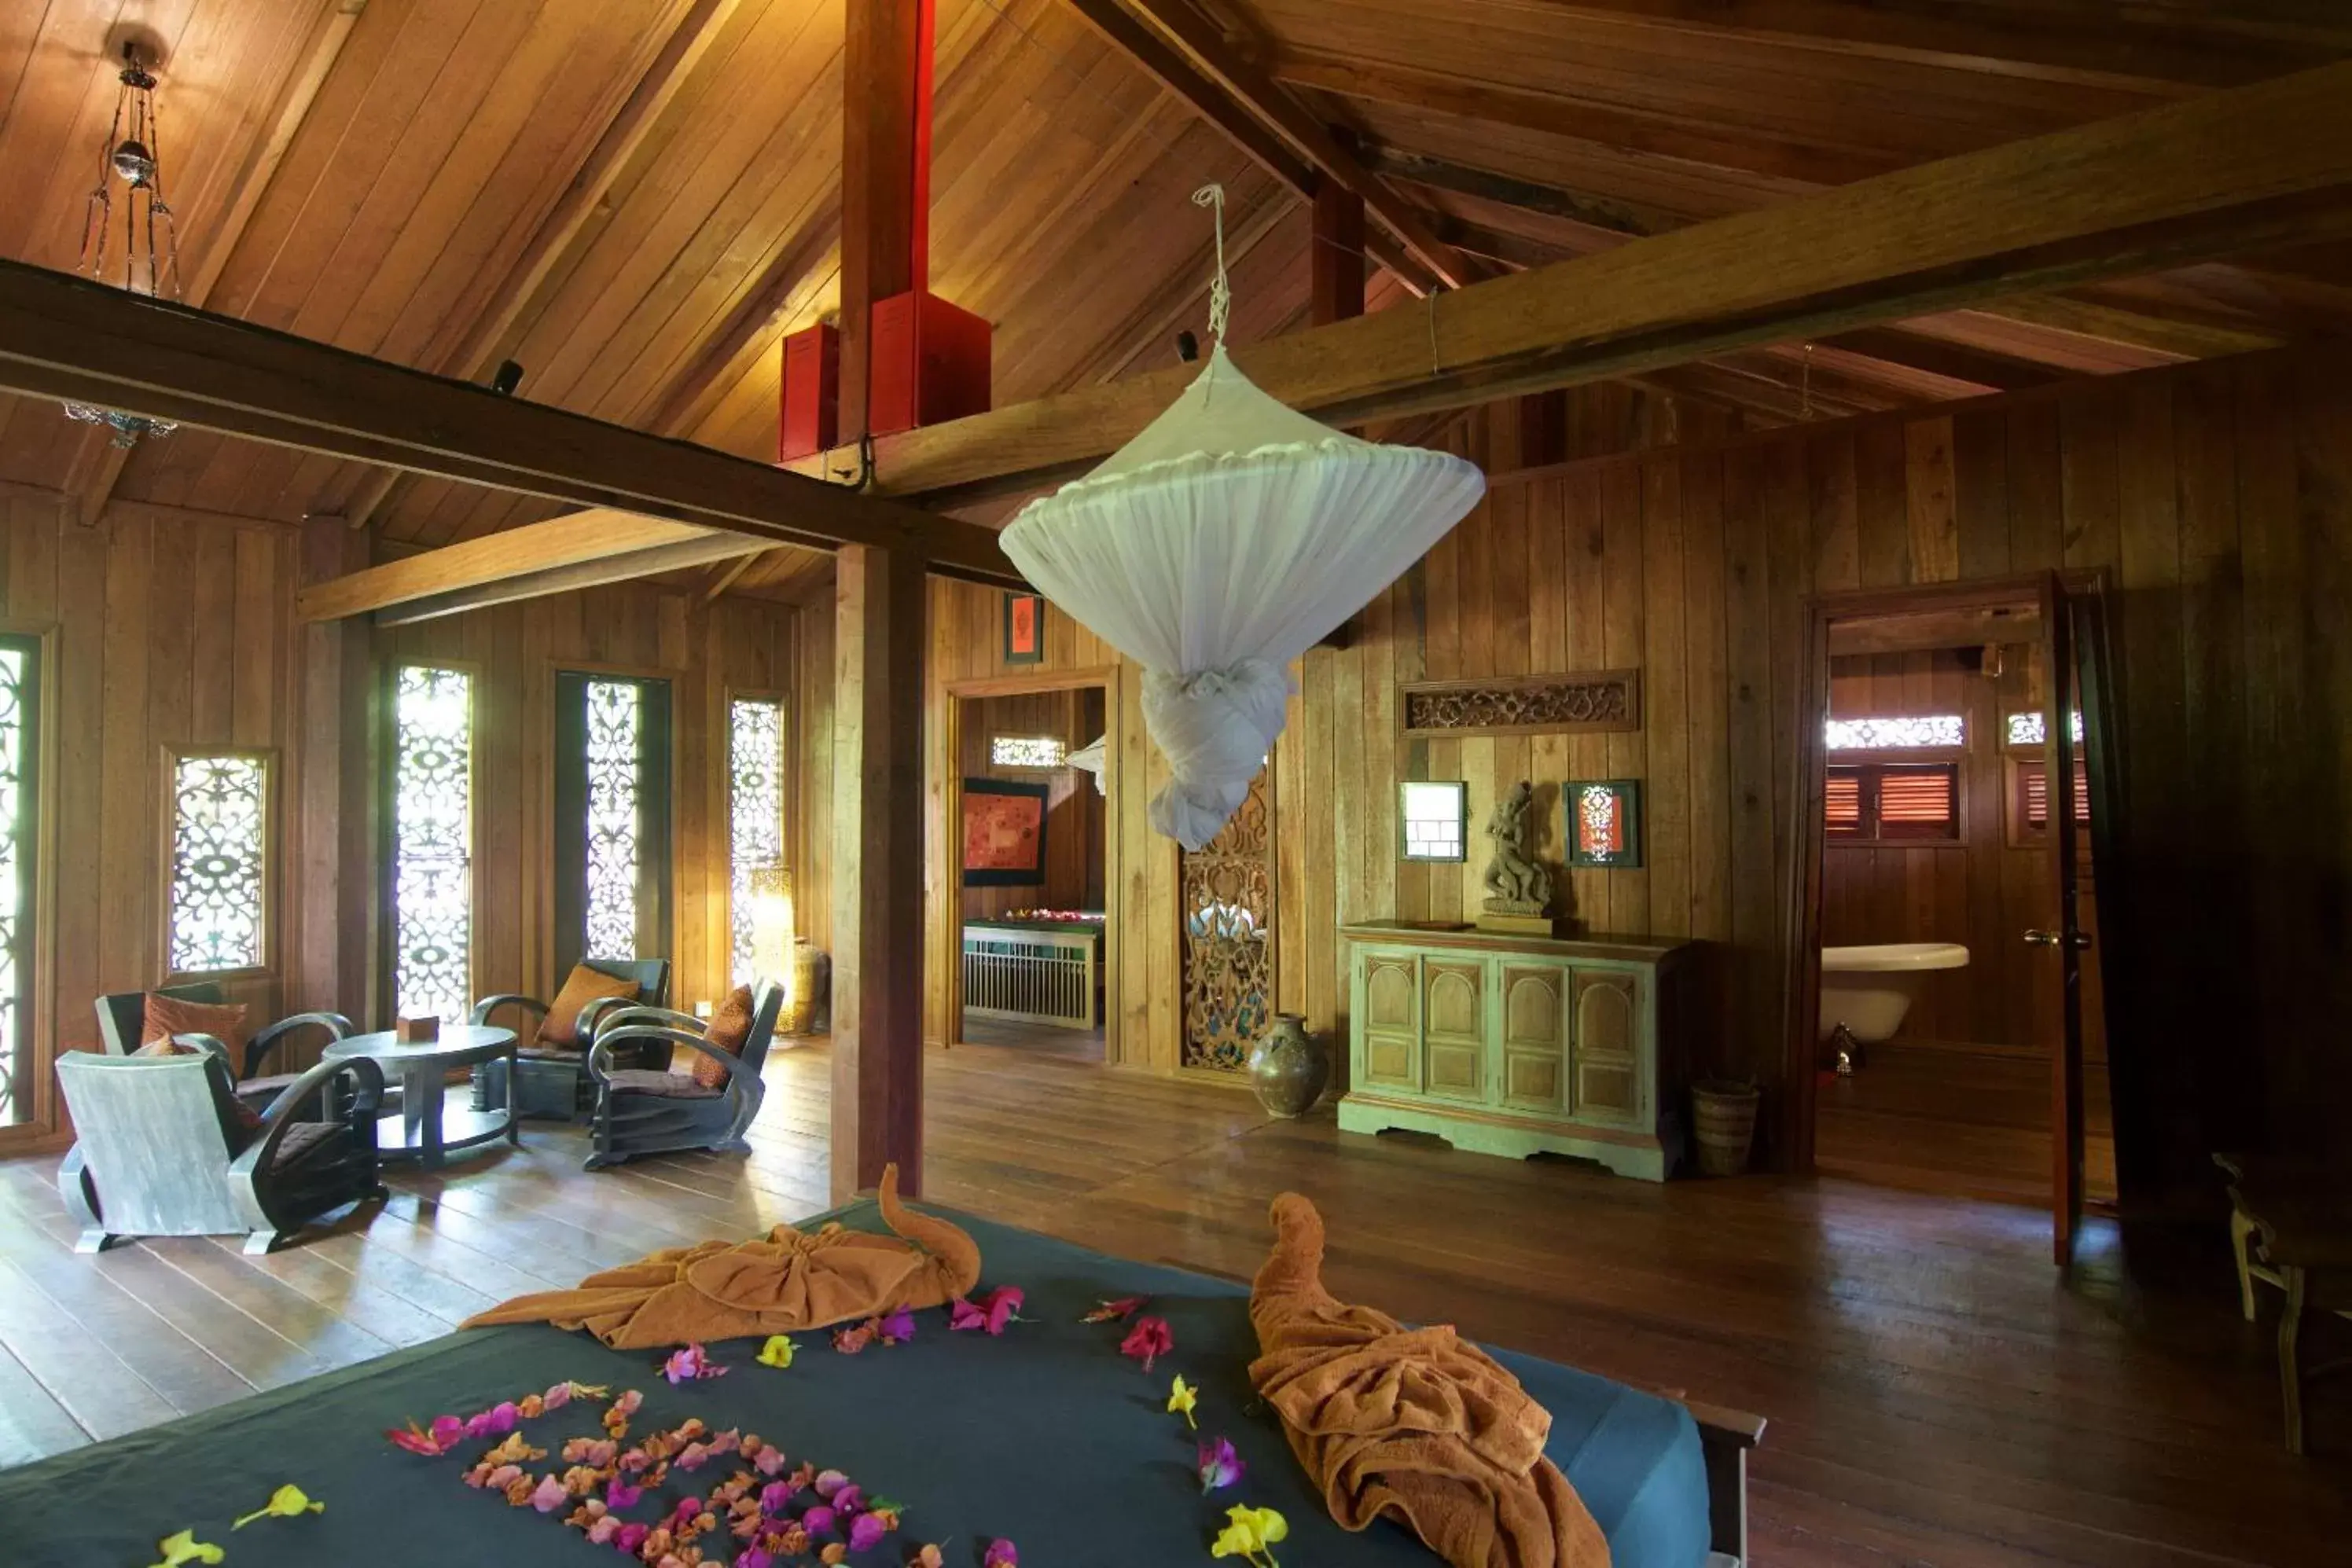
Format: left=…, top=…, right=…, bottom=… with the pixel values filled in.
left=462, top=1165, right=981, bottom=1350
left=1248, top=1192, right=1610, bottom=1568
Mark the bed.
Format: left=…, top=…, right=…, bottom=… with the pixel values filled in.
left=0, top=1199, right=1757, bottom=1566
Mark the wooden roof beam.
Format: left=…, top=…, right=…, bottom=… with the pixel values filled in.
left=0, top=260, right=1021, bottom=586
left=71, top=0, right=367, bottom=526
left=798, top=59, right=2352, bottom=501
left=297, top=509, right=767, bottom=623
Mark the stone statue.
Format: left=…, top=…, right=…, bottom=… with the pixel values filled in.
left=1480, top=781, right=1552, bottom=916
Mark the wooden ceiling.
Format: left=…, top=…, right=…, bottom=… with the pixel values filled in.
left=2, top=0, right=2347, bottom=604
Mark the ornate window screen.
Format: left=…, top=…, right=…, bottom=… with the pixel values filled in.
left=990, top=735, right=1066, bottom=769
left=2005, top=711, right=2085, bottom=747
left=391, top=665, right=473, bottom=1022
left=729, top=696, right=787, bottom=986
left=167, top=752, right=267, bottom=972
left=0, top=641, right=34, bottom=1127
left=581, top=680, right=642, bottom=962
left=1823, top=714, right=1963, bottom=751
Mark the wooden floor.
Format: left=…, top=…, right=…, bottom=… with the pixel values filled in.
left=958, top=1012, right=1107, bottom=1059
left=1817, top=1041, right=2119, bottom=1206
left=2, top=1041, right=2345, bottom=1565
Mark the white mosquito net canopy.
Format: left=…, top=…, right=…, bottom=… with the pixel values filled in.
left=999, top=189, right=1485, bottom=850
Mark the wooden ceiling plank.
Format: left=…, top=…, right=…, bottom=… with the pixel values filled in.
left=805, top=58, right=2352, bottom=500
left=1108, top=0, right=1475, bottom=288
left=0, top=259, right=1020, bottom=585
left=340, top=0, right=750, bottom=531
left=1277, top=47, right=1904, bottom=187
left=70, top=0, right=368, bottom=526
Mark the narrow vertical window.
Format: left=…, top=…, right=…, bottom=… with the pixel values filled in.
left=167, top=751, right=268, bottom=973
left=729, top=696, right=786, bottom=986
left=554, top=673, right=671, bottom=973
left=391, top=665, right=474, bottom=1021
left=0, top=636, right=38, bottom=1126
left=581, top=679, right=641, bottom=961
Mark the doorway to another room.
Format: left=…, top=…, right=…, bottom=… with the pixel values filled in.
left=1795, top=578, right=2119, bottom=1260
left=951, top=681, right=1112, bottom=1063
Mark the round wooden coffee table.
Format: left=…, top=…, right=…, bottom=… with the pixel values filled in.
left=323, top=1025, right=520, bottom=1169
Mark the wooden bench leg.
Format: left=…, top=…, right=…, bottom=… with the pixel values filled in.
left=2230, top=1207, right=2262, bottom=1322
left=2280, top=1263, right=2306, bottom=1456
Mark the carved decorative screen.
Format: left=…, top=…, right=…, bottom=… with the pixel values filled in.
left=1180, top=756, right=1276, bottom=1072
left=581, top=679, right=642, bottom=962
left=729, top=696, right=786, bottom=986
left=167, top=752, right=267, bottom=972
left=0, top=638, right=35, bottom=1126
left=391, top=664, right=473, bottom=1022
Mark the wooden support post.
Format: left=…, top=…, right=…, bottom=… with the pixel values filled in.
left=296, top=517, right=378, bottom=1026
left=829, top=543, right=927, bottom=1200
left=1310, top=139, right=1366, bottom=328
left=839, top=0, right=927, bottom=445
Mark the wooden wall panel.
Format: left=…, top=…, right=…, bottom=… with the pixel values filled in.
left=956, top=689, right=1105, bottom=920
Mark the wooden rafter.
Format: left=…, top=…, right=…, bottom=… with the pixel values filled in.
left=71, top=0, right=367, bottom=525
left=1110, top=0, right=1476, bottom=288
left=341, top=0, right=749, bottom=530
left=296, top=510, right=766, bottom=623
left=791, top=58, right=2352, bottom=501
left=0, top=260, right=1020, bottom=585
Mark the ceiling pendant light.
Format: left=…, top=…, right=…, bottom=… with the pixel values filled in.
left=61, top=41, right=184, bottom=450
left=1000, top=185, right=1486, bottom=850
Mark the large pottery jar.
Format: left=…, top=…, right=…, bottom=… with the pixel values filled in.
left=1248, top=1013, right=1329, bottom=1118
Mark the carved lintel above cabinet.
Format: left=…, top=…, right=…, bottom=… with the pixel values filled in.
left=1338, top=921, right=1692, bottom=1180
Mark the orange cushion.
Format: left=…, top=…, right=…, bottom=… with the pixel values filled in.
left=141, top=993, right=250, bottom=1063
left=535, top=964, right=642, bottom=1048
left=130, top=1037, right=200, bottom=1057
left=134, top=1037, right=266, bottom=1137
left=691, top=986, right=756, bottom=1090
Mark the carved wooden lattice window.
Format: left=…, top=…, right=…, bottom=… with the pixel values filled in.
left=1180, top=757, right=1276, bottom=1072
left=0, top=637, right=38, bottom=1127
left=167, top=751, right=268, bottom=973
left=729, top=696, right=786, bottom=986
left=554, top=672, right=672, bottom=974
left=391, top=664, right=473, bottom=1022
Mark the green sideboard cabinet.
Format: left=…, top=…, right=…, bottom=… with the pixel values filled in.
left=1336, top=921, right=1694, bottom=1181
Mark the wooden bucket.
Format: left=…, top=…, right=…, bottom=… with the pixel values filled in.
left=1691, top=1080, right=1762, bottom=1177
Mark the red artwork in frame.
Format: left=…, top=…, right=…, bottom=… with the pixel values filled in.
left=962, top=777, right=1050, bottom=885
left=1003, top=592, right=1045, bottom=665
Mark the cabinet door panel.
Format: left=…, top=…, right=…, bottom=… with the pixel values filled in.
left=1365, top=1033, right=1417, bottom=1087
left=1422, top=961, right=1484, bottom=1100
left=1571, top=970, right=1645, bottom=1124
left=1500, top=964, right=1567, bottom=1111
left=1362, top=955, right=1417, bottom=1033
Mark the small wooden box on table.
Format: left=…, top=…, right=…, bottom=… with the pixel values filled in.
left=1338, top=922, right=1692, bottom=1181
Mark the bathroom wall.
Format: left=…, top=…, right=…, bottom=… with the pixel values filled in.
left=1822, top=644, right=2104, bottom=1060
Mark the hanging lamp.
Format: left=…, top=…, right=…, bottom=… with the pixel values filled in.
left=1000, top=186, right=1485, bottom=850
left=61, top=41, right=185, bottom=449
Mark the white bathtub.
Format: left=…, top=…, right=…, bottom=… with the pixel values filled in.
left=1818, top=942, right=1969, bottom=1043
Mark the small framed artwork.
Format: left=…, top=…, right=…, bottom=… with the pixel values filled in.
left=1565, top=779, right=1643, bottom=868
left=1003, top=592, right=1046, bottom=665
left=962, top=778, right=1051, bottom=886
left=1398, top=780, right=1468, bottom=861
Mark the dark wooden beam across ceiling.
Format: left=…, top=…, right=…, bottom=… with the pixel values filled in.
left=0, top=259, right=1020, bottom=586
left=797, top=58, right=2352, bottom=501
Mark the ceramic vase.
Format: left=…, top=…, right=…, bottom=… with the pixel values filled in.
left=1248, top=1013, right=1328, bottom=1118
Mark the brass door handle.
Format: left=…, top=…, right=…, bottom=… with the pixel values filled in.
left=2023, top=930, right=2092, bottom=949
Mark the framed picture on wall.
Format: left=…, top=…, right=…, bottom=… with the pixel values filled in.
left=962, top=777, right=1052, bottom=886
left=1003, top=593, right=1046, bottom=665
left=1398, top=780, right=1468, bottom=861
left=1565, top=779, right=1643, bottom=868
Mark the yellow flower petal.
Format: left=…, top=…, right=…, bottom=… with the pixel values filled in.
left=151, top=1529, right=226, bottom=1567
left=756, top=1334, right=798, bottom=1368
left=1168, top=1372, right=1199, bottom=1427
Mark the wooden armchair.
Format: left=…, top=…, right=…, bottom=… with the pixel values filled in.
left=582, top=982, right=783, bottom=1170
left=56, top=1047, right=387, bottom=1255
left=95, top=982, right=355, bottom=1114
left=469, top=958, right=670, bottom=1121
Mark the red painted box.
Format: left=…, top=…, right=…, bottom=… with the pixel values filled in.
left=868, top=289, right=991, bottom=436
left=777, top=321, right=839, bottom=461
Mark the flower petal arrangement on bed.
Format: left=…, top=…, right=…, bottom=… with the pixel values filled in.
left=0, top=1179, right=1714, bottom=1567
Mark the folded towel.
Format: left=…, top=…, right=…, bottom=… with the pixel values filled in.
left=461, top=1165, right=980, bottom=1349
left=1248, top=1192, right=1608, bottom=1568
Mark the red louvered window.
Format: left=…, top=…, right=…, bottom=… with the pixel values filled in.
left=2015, top=759, right=2090, bottom=832
left=1826, top=762, right=1961, bottom=843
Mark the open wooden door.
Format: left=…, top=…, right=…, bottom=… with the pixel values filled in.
left=2034, top=575, right=2104, bottom=1264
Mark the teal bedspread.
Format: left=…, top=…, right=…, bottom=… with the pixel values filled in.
left=0, top=1200, right=1709, bottom=1566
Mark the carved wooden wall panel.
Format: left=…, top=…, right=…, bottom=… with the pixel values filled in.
left=1180, top=758, right=1277, bottom=1072
left=1400, top=670, right=1641, bottom=738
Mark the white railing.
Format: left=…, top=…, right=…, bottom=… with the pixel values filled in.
left=961, top=924, right=1098, bottom=1030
